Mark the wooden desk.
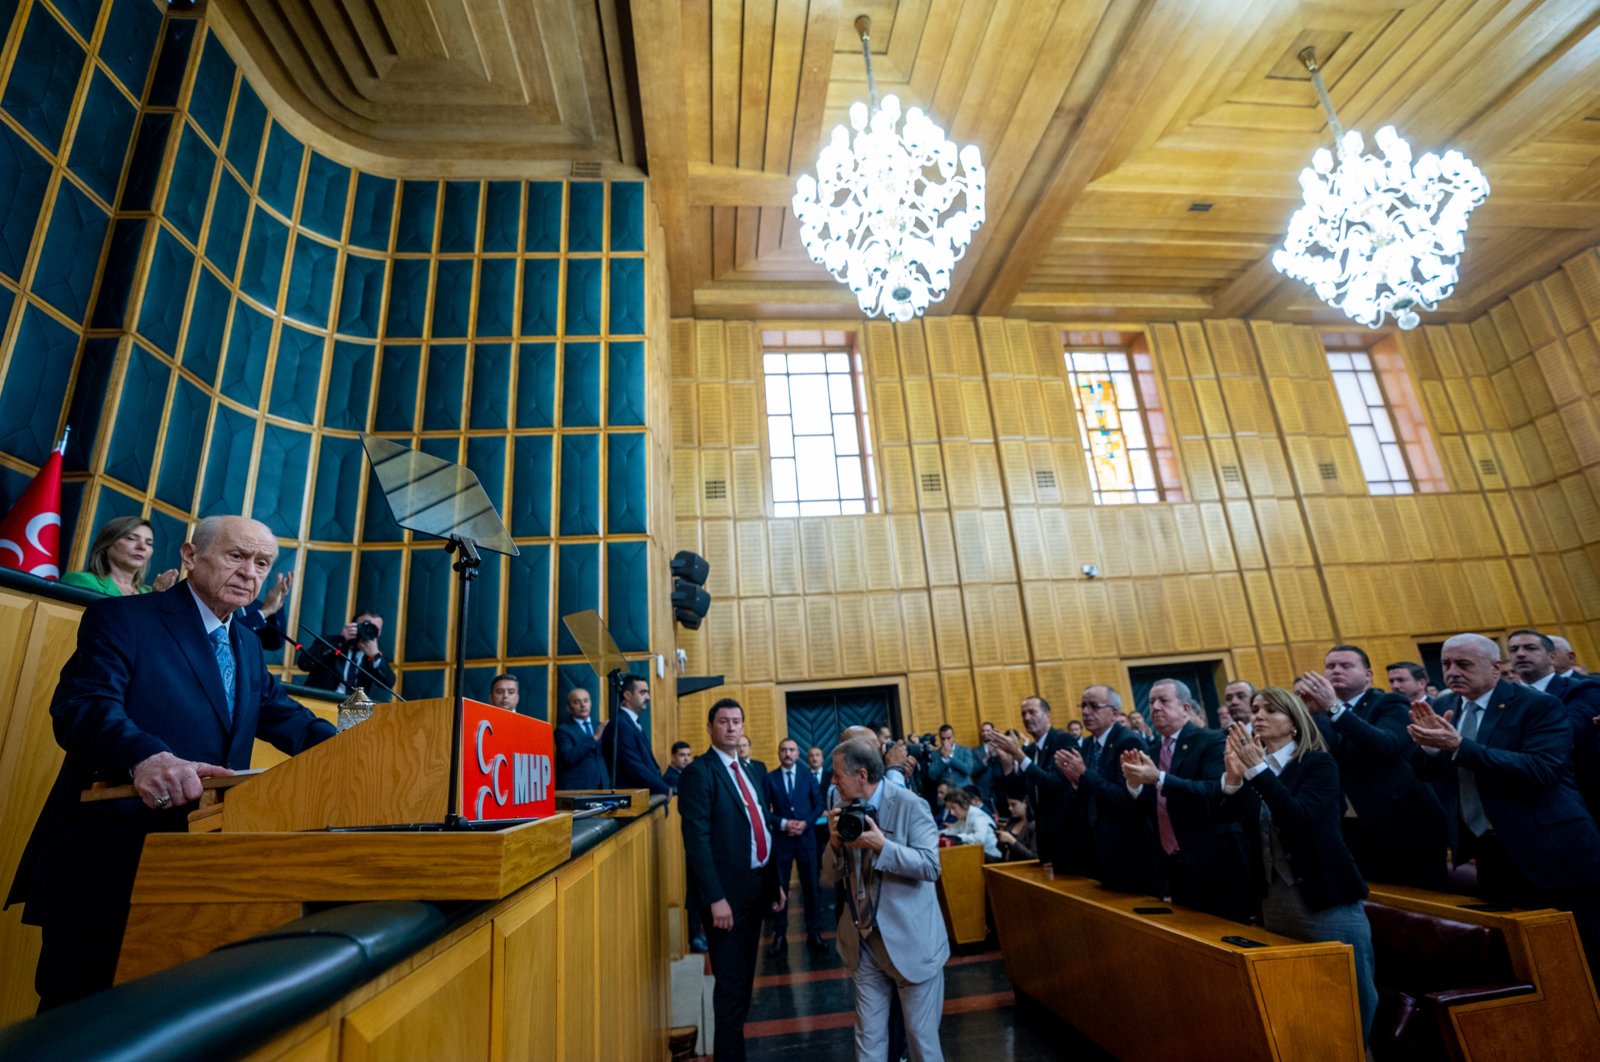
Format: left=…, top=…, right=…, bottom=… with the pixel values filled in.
left=986, top=864, right=1363, bottom=1062
left=1366, top=884, right=1600, bottom=1059
left=937, top=844, right=988, bottom=945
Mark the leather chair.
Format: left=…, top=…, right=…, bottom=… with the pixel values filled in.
left=1364, top=901, right=1534, bottom=1062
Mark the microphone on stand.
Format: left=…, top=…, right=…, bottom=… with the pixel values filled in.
left=294, top=623, right=406, bottom=703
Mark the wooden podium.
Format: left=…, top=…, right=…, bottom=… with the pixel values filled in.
left=115, top=698, right=572, bottom=983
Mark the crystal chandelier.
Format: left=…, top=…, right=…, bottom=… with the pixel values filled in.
left=792, top=16, right=985, bottom=323
left=1272, top=47, right=1489, bottom=330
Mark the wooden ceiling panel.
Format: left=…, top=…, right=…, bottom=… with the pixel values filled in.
left=212, top=0, right=632, bottom=166
left=214, top=0, right=1600, bottom=317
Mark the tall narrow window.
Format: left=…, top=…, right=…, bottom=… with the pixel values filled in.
left=1064, top=349, right=1167, bottom=504
left=763, top=334, right=877, bottom=517
left=1326, top=349, right=1415, bottom=494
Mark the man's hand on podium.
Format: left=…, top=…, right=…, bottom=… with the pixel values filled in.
left=132, top=751, right=234, bottom=809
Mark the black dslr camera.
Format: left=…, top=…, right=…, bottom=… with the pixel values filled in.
left=836, top=798, right=878, bottom=842
left=354, top=619, right=380, bottom=642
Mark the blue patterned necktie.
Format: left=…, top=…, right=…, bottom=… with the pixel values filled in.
left=209, top=626, right=236, bottom=720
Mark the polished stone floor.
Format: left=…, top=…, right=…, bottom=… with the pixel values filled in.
left=693, top=881, right=1114, bottom=1061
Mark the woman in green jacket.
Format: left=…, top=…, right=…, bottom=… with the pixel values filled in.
left=58, top=516, right=179, bottom=596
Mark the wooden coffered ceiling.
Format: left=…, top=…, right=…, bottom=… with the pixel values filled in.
left=221, top=0, right=1600, bottom=324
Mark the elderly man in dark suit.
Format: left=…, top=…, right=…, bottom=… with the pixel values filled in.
left=1294, top=644, right=1449, bottom=887
left=554, top=686, right=610, bottom=790
left=7, top=516, right=336, bottom=1010
left=678, top=698, right=784, bottom=1061
left=1121, top=678, right=1252, bottom=922
left=1054, top=684, right=1160, bottom=894
left=598, top=674, right=670, bottom=796
left=1409, top=632, right=1600, bottom=977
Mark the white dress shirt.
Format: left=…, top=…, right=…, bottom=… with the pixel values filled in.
left=713, top=745, right=769, bottom=868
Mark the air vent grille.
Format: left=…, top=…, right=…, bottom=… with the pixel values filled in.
left=704, top=479, right=727, bottom=500
left=570, top=161, right=602, bottom=179
left=920, top=472, right=944, bottom=493
left=1318, top=462, right=1338, bottom=480
left=1479, top=458, right=1499, bottom=476
left=1035, top=470, right=1057, bottom=490
left=1220, top=464, right=1243, bottom=484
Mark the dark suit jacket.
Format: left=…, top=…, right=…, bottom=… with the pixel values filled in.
left=1134, top=723, right=1250, bottom=891
left=678, top=750, right=780, bottom=918
left=1547, top=674, right=1600, bottom=813
left=8, top=586, right=335, bottom=923
left=1418, top=681, right=1600, bottom=892
left=555, top=718, right=610, bottom=790
left=1017, top=727, right=1075, bottom=865
left=599, top=709, right=671, bottom=795
left=235, top=601, right=287, bottom=653
left=295, top=635, right=396, bottom=699
left=1220, top=750, right=1367, bottom=912
left=1314, top=686, right=1448, bottom=874
left=765, top=764, right=823, bottom=845
left=1071, top=724, right=1160, bottom=893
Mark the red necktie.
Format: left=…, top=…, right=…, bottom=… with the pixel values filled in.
left=1157, top=736, right=1179, bottom=855
left=731, top=760, right=769, bottom=863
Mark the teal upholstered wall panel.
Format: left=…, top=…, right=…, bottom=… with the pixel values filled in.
left=0, top=6, right=656, bottom=716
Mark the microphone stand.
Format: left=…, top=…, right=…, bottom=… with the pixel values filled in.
left=295, top=624, right=406, bottom=703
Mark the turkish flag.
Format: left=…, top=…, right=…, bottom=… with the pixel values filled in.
left=0, top=446, right=64, bottom=579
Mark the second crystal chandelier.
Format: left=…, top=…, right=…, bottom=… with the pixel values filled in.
left=1273, top=47, right=1489, bottom=330
left=793, top=16, right=986, bottom=323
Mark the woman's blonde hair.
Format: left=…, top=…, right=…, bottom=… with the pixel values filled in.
left=1251, top=687, right=1326, bottom=761
left=944, top=788, right=974, bottom=810
left=85, top=516, right=153, bottom=585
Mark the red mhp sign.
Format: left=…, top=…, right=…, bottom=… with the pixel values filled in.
left=459, top=698, right=556, bottom=822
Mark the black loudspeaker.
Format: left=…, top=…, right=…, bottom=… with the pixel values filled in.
left=670, top=550, right=711, bottom=629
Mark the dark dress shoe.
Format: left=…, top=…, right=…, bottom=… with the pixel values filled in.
left=689, top=934, right=708, bottom=953
left=806, top=933, right=828, bottom=955
left=767, top=935, right=787, bottom=956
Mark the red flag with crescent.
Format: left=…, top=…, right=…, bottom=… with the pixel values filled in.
left=0, top=437, right=65, bottom=580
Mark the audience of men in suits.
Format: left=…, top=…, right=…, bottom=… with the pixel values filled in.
left=1220, top=680, right=1256, bottom=727
left=487, top=672, right=519, bottom=712
left=923, top=724, right=989, bottom=796
left=1385, top=661, right=1431, bottom=704
left=764, top=738, right=826, bottom=956
left=554, top=686, right=610, bottom=790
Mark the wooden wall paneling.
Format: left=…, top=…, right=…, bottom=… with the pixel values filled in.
left=804, top=597, right=841, bottom=677
left=830, top=520, right=865, bottom=593
left=943, top=442, right=978, bottom=508
left=767, top=519, right=800, bottom=595
left=773, top=597, right=807, bottom=678
left=1188, top=575, right=1225, bottom=648
left=984, top=510, right=1017, bottom=582
left=904, top=593, right=940, bottom=673
left=706, top=599, right=741, bottom=680
left=935, top=377, right=967, bottom=439
left=913, top=444, right=948, bottom=510
left=992, top=584, right=1029, bottom=666
left=1513, top=557, right=1559, bottom=626
left=952, top=511, right=990, bottom=584
left=1093, top=508, right=1129, bottom=578
left=974, top=445, right=1008, bottom=509
left=491, top=878, right=558, bottom=1062
left=891, top=514, right=928, bottom=587
left=1012, top=508, right=1048, bottom=581
left=936, top=670, right=975, bottom=742
left=1120, top=509, right=1155, bottom=574
left=1135, top=581, right=1169, bottom=654
left=736, top=521, right=770, bottom=597
left=1044, top=508, right=1079, bottom=579
left=341, top=925, right=492, bottom=1062
left=838, top=595, right=873, bottom=676
left=930, top=586, right=972, bottom=669
left=881, top=446, right=916, bottom=512
left=870, top=592, right=908, bottom=674
left=1260, top=645, right=1294, bottom=686
left=904, top=379, right=938, bottom=442
left=798, top=519, right=832, bottom=594
left=743, top=686, right=778, bottom=772
left=739, top=599, right=774, bottom=682
left=863, top=518, right=897, bottom=590
left=907, top=672, right=943, bottom=737
left=1024, top=582, right=1062, bottom=661
left=921, top=512, right=960, bottom=586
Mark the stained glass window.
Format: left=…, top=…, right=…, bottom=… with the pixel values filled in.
left=1065, top=350, right=1162, bottom=504
left=1327, top=350, right=1415, bottom=494
left=763, top=343, right=877, bottom=517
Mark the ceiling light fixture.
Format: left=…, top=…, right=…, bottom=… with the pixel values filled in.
left=1272, top=47, right=1489, bottom=330
left=792, top=15, right=985, bottom=323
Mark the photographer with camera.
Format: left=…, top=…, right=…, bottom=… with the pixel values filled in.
left=824, top=737, right=947, bottom=1060
left=296, top=611, right=395, bottom=700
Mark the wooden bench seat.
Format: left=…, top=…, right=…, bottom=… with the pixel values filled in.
left=985, top=863, right=1363, bottom=1061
